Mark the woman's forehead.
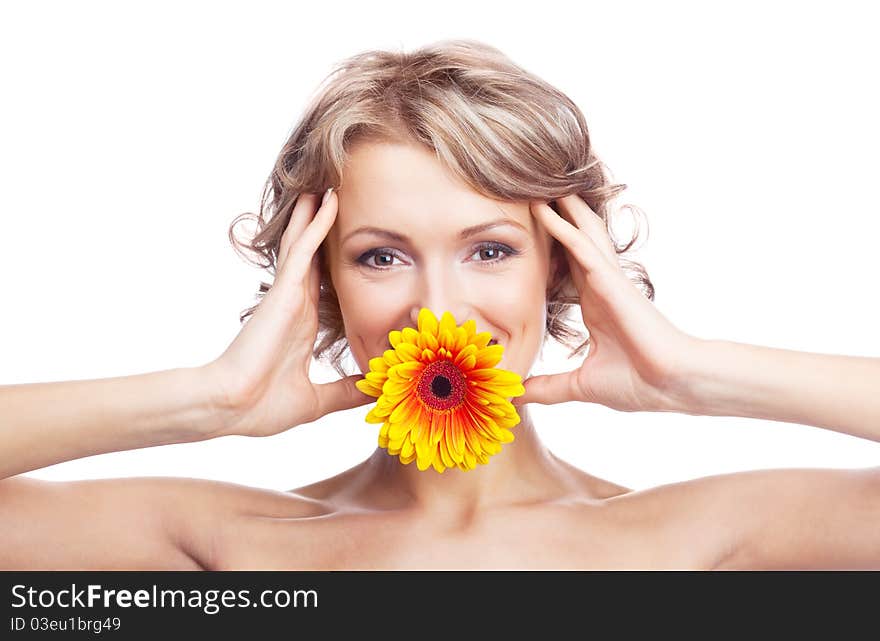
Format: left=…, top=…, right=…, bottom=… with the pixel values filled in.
left=333, top=141, right=535, bottom=241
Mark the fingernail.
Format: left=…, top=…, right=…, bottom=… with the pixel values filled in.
left=321, top=187, right=333, bottom=206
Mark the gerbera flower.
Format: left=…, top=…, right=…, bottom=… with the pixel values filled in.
left=354, top=308, right=525, bottom=473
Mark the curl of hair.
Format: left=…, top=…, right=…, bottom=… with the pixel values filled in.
left=228, top=38, right=655, bottom=378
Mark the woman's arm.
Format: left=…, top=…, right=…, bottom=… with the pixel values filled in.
left=527, top=196, right=879, bottom=568
left=669, top=338, right=880, bottom=443
left=0, top=365, right=235, bottom=569
left=0, top=365, right=231, bottom=479
left=658, top=338, right=880, bottom=569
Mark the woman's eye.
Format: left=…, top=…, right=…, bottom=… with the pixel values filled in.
left=360, top=251, right=401, bottom=268
left=470, top=244, right=510, bottom=264
left=356, top=242, right=517, bottom=271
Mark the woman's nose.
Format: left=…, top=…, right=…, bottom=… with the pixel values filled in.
left=408, top=260, right=473, bottom=328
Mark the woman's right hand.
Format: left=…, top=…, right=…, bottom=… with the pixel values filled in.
left=204, top=189, right=374, bottom=438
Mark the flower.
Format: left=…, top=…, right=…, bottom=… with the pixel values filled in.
left=354, top=308, right=525, bottom=473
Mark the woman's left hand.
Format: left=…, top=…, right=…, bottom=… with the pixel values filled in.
left=514, top=194, right=703, bottom=413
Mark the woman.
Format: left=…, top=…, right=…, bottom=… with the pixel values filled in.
left=1, top=39, right=878, bottom=570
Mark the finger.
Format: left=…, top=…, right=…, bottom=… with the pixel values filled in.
left=511, top=370, right=579, bottom=407
left=278, top=192, right=320, bottom=273
left=313, top=374, right=375, bottom=420
left=555, top=194, right=619, bottom=266
left=530, top=200, right=608, bottom=276
left=280, top=189, right=338, bottom=283
left=288, top=188, right=336, bottom=266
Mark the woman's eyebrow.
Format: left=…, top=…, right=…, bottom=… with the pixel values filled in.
left=341, top=218, right=529, bottom=244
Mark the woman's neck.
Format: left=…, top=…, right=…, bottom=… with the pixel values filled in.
left=355, top=405, right=576, bottom=516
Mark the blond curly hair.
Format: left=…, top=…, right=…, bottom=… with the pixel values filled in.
left=228, top=39, right=654, bottom=377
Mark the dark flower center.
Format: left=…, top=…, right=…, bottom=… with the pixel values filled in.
left=417, top=359, right=467, bottom=412
left=431, top=375, right=452, bottom=398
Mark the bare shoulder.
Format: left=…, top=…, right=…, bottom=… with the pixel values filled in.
left=131, top=464, right=385, bottom=570
left=605, top=466, right=880, bottom=570
left=599, top=470, right=750, bottom=569
left=102, top=475, right=333, bottom=569
left=152, top=475, right=332, bottom=514
left=0, top=474, right=326, bottom=570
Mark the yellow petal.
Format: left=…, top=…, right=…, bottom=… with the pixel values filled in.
left=471, top=386, right=510, bottom=405
left=439, top=433, right=455, bottom=467
left=389, top=396, right=419, bottom=424
left=389, top=361, right=424, bottom=380
left=383, top=378, right=412, bottom=397
left=481, top=403, right=507, bottom=417
left=429, top=412, right=445, bottom=444
left=483, top=440, right=501, bottom=455
left=395, top=342, right=422, bottom=362
left=421, top=331, right=439, bottom=352
left=467, top=368, right=499, bottom=381
left=474, top=345, right=504, bottom=369
left=401, top=326, right=420, bottom=345
left=463, top=424, right=483, bottom=456
left=464, top=405, right=504, bottom=440
left=472, top=331, right=492, bottom=349
left=378, top=423, right=391, bottom=448
left=356, top=380, right=382, bottom=398
left=453, top=344, right=477, bottom=367
left=388, top=419, right=411, bottom=442
left=418, top=308, right=439, bottom=336
left=439, top=311, right=457, bottom=340
left=469, top=419, right=499, bottom=443
left=438, top=327, right=455, bottom=351
left=368, top=356, right=389, bottom=373
left=409, top=405, right=425, bottom=441
left=451, top=418, right=465, bottom=458
left=488, top=384, right=526, bottom=398
left=461, top=319, right=477, bottom=340
left=401, top=436, right=415, bottom=458
left=457, top=354, right=476, bottom=371
left=415, top=435, right=434, bottom=462
left=462, top=447, right=476, bottom=470
left=484, top=369, right=522, bottom=386
left=383, top=348, right=402, bottom=365
left=452, top=327, right=468, bottom=353
left=389, top=330, right=403, bottom=348
left=444, top=424, right=463, bottom=463
left=371, top=402, right=393, bottom=418
left=388, top=435, right=406, bottom=451
left=497, top=413, right=521, bottom=429
left=365, top=371, right=388, bottom=384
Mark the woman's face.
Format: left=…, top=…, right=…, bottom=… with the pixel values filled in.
left=323, top=139, right=559, bottom=379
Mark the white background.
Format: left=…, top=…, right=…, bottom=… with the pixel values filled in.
left=2, top=0, right=878, bottom=491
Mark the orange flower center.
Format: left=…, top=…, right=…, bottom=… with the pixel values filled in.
left=417, top=359, right=467, bottom=412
